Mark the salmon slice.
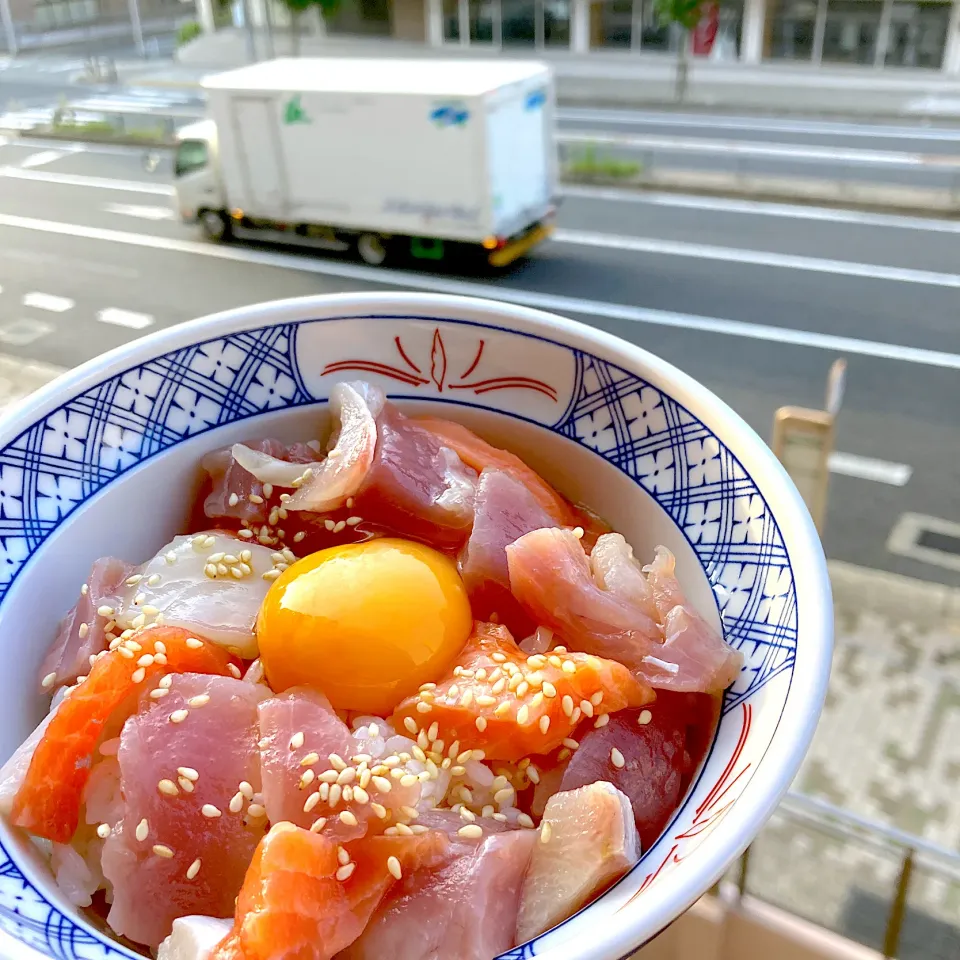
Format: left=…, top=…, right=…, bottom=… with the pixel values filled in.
left=11, top=627, right=240, bottom=843
left=517, top=781, right=639, bottom=942
left=390, top=622, right=653, bottom=762
left=211, top=822, right=451, bottom=960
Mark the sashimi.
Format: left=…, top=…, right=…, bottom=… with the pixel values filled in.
left=11, top=627, right=240, bottom=843
left=111, top=533, right=288, bottom=659
left=390, top=621, right=653, bottom=762
left=516, top=781, right=639, bottom=942
left=102, top=674, right=266, bottom=947
left=159, top=917, right=233, bottom=960
left=38, top=557, right=136, bottom=692
left=458, top=469, right=554, bottom=631
left=211, top=822, right=449, bottom=960
left=507, top=530, right=743, bottom=694
left=560, top=692, right=719, bottom=850
left=340, top=830, right=536, bottom=960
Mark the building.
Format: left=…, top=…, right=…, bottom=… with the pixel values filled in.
left=241, top=0, right=960, bottom=73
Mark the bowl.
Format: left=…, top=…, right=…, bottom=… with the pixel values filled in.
left=0, top=292, right=832, bottom=960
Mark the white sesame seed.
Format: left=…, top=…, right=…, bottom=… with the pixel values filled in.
left=117, top=646, right=135, bottom=660
left=185, top=637, right=203, bottom=650
left=293, top=531, right=306, bottom=543
left=562, top=738, right=579, bottom=750
left=595, top=714, right=610, bottom=729
left=201, top=804, right=222, bottom=819
left=149, top=688, right=169, bottom=700
left=239, top=781, right=254, bottom=799
left=339, top=810, right=359, bottom=827
left=96, top=823, right=110, bottom=839
left=516, top=705, right=530, bottom=725
left=336, top=863, right=356, bottom=882
left=247, top=804, right=266, bottom=818
left=165, top=550, right=178, bottom=563
left=494, top=787, right=515, bottom=806
left=78, top=622, right=89, bottom=640
left=562, top=661, right=577, bottom=675
left=610, top=748, right=626, bottom=769
left=185, top=695, right=209, bottom=710
left=386, top=855, right=402, bottom=880
left=177, top=767, right=199, bottom=782
left=580, top=700, right=595, bottom=719
left=518, top=813, right=535, bottom=828
left=229, top=792, right=245, bottom=814
left=41, top=672, right=57, bottom=690
left=638, top=710, right=653, bottom=726
left=310, top=817, right=327, bottom=833
left=81, top=583, right=89, bottom=595
left=131, top=668, right=146, bottom=684
left=329, top=784, right=342, bottom=806
left=178, top=777, right=195, bottom=793
left=539, top=715, right=551, bottom=735
left=153, top=844, right=174, bottom=859
left=96, top=605, right=115, bottom=618
left=157, top=779, right=179, bottom=797
left=458, top=825, right=483, bottom=840
left=329, top=753, right=347, bottom=771
left=324, top=519, right=335, bottom=532
left=475, top=716, right=487, bottom=732
left=186, top=858, right=202, bottom=880
left=415, top=702, right=432, bottom=714
left=540, top=822, right=552, bottom=844
left=170, top=710, right=189, bottom=724
left=135, top=818, right=149, bottom=842
left=238, top=529, right=254, bottom=539
left=399, top=774, right=418, bottom=788
left=542, top=681, right=557, bottom=699
left=228, top=664, right=242, bottom=679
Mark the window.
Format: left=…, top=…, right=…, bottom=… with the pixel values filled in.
left=767, top=0, right=818, bottom=59
left=884, top=0, right=950, bottom=67
left=174, top=140, right=209, bottom=178
left=821, top=0, right=883, bottom=64
left=443, top=0, right=460, bottom=40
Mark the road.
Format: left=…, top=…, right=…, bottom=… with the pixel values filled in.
left=0, top=135, right=957, bottom=587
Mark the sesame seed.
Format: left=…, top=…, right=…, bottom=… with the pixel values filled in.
left=372, top=776, right=392, bottom=793
left=415, top=702, right=432, bottom=714
left=562, top=738, right=579, bottom=750
left=310, top=818, right=327, bottom=833
left=386, top=855, right=402, bottom=880
left=461, top=689, right=474, bottom=708
left=329, top=753, right=347, bottom=771
left=165, top=550, right=178, bottom=563
left=81, top=583, right=89, bottom=595
left=595, top=714, right=610, bottom=729
left=185, top=637, right=204, bottom=650
left=353, top=787, right=370, bottom=805
left=336, top=863, right=356, bottom=882
left=337, top=767, right=356, bottom=785
left=580, top=700, right=595, bottom=719
left=186, top=859, right=202, bottom=880
left=299, top=770, right=316, bottom=789
left=117, top=646, right=135, bottom=660
left=247, top=804, right=266, bottom=818
left=542, top=681, right=557, bottom=698
left=318, top=770, right=339, bottom=784
left=131, top=668, right=146, bottom=684
left=562, top=661, right=577, bottom=675
left=293, top=531, right=306, bottom=543
left=239, top=781, right=254, bottom=799
left=493, top=787, right=515, bottom=806
left=175, top=767, right=199, bottom=782
left=41, top=672, right=57, bottom=690
left=339, top=810, right=359, bottom=827
left=539, top=715, right=551, bottom=734
left=491, top=652, right=507, bottom=663
left=96, top=823, right=111, bottom=839
left=135, top=818, right=149, bottom=842
left=638, top=710, right=653, bottom=726
left=178, top=777, right=194, bottom=793
left=475, top=668, right=487, bottom=682
left=228, top=664, right=242, bottom=679
left=518, top=813, right=535, bottom=828
left=96, top=605, right=115, bottom=618
left=303, top=792, right=322, bottom=813
left=333, top=520, right=346, bottom=533
left=78, top=623, right=89, bottom=639
left=458, top=825, right=483, bottom=839
left=324, top=519, right=336, bottom=532
left=329, top=784, right=342, bottom=806
left=611, top=748, right=626, bottom=769
left=572, top=526, right=584, bottom=539
left=516, top=705, right=530, bottom=725
left=170, top=710, right=189, bottom=724
left=148, top=576, right=162, bottom=588
left=491, top=678, right=506, bottom=695
left=149, top=688, right=169, bottom=700
left=300, top=752, right=320, bottom=767
left=516, top=682, right=529, bottom=699
left=402, top=717, right=418, bottom=734
left=238, top=529, right=254, bottom=539
left=475, top=695, right=496, bottom=707
left=475, top=716, right=487, bottom=733
left=187, top=695, right=210, bottom=709
left=229, top=792, right=245, bottom=814
left=540, top=822, right=552, bottom=844
left=460, top=807, right=476, bottom=822
left=531, top=692, right=545, bottom=709
left=399, top=774, right=418, bottom=788
left=591, top=691, right=604, bottom=706
left=157, top=779, right=179, bottom=797
left=197, top=803, right=219, bottom=819
left=153, top=844, right=175, bottom=859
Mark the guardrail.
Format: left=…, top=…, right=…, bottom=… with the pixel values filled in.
left=731, top=792, right=960, bottom=959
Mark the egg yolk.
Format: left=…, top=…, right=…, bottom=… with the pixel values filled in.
left=257, top=538, right=473, bottom=715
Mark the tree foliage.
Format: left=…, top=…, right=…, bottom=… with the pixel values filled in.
left=651, top=0, right=704, bottom=30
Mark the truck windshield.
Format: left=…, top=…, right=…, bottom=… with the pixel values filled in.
left=175, top=140, right=209, bottom=177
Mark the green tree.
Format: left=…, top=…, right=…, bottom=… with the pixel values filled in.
left=279, top=0, right=340, bottom=53
left=651, top=0, right=706, bottom=103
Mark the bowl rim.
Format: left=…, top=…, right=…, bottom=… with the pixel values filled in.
left=0, top=292, right=832, bottom=960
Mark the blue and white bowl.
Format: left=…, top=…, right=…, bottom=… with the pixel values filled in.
left=0, top=293, right=832, bottom=960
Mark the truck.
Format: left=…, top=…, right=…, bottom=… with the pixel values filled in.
left=173, top=57, right=557, bottom=269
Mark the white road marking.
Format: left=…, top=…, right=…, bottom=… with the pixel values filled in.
left=103, top=203, right=174, bottom=221
left=557, top=130, right=960, bottom=167
left=887, top=513, right=960, bottom=572
left=557, top=108, right=960, bottom=142
left=0, top=318, right=54, bottom=346
left=559, top=185, right=960, bottom=235
left=18, top=150, right=65, bottom=169
left=552, top=228, right=960, bottom=288
left=22, top=292, right=74, bottom=312
left=827, top=452, right=912, bottom=486
left=0, top=167, right=173, bottom=195
left=97, top=307, right=154, bottom=329
left=0, top=212, right=958, bottom=371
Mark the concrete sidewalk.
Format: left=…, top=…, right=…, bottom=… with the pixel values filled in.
left=148, top=29, right=960, bottom=119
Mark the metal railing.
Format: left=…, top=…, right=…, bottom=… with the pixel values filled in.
left=727, top=792, right=960, bottom=959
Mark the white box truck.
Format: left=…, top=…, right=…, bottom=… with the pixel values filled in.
left=173, top=57, right=556, bottom=268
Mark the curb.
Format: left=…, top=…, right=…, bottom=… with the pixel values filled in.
left=17, top=128, right=176, bottom=149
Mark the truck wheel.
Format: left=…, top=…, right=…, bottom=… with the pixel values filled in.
left=200, top=210, right=231, bottom=243
left=357, top=233, right=388, bottom=266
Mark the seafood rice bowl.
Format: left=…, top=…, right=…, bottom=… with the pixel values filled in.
left=0, top=293, right=832, bottom=960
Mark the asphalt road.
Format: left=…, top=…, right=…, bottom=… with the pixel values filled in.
left=0, top=137, right=957, bottom=588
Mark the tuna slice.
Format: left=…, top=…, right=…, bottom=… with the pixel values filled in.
left=258, top=690, right=423, bottom=844
left=158, top=916, right=233, bottom=960
left=559, top=692, right=720, bottom=850
left=101, top=674, right=267, bottom=948
left=111, top=532, right=286, bottom=659
left=458, top=469, right=555, bottom=630
left=38, top=557, right=136, bottom=692
left=340, top=830, right=537, bottom=960
left=516, top=781, right=639, bottom=943
left=507, top=529, right=743, bottom=695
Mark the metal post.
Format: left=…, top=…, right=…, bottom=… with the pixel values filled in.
left=0, top=0, right=18, bottom=55
left=883, top=848, right=914, bottom=958
left=127, top=0, right=145, bottom=56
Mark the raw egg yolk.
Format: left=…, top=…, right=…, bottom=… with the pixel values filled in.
left=257, top=538, right=472, bottom=715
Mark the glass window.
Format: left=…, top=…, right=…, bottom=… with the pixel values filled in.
left=767, top=0, right=818, bottom=60
left=590, top=0, right=633, bottom=48
left=501, top=0, right=537, bottom=43
left=884, top=0, right=950, bottom=67
left=175, top=140, right=209, bottom=178
left=544, top=0, right=571, bottom=44
left=821, top=0, right=883, bottom=64
left=443, top=0, right=460, bottom=40
left=638, top=0, right=672, bottom=49
left=469, top=0, right=495, bottom=41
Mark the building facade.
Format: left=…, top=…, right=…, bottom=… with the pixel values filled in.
left=308, top=0, right=960, bottom=72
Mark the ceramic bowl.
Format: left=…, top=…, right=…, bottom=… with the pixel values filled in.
left=0, top=293, right=832, bottom=960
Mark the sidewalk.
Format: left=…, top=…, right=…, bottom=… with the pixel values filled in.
left=145, top=29, right=960, bottom=119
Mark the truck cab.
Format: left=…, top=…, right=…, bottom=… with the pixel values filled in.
left=173, top=120, right=229, bottom=241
